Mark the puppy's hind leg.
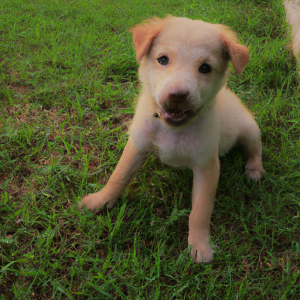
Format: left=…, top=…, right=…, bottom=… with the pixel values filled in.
left=238, top=118, right=265, bottom=181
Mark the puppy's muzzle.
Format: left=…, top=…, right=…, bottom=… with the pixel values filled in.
left=160, top=89, right=194, bottom=127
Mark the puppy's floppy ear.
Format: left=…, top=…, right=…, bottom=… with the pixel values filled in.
left=130, top=16, right=170, bottom=64
left=219, top=26, right=249, bottom=76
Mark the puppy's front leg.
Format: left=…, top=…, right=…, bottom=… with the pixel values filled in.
left=189, top=157, right=220, bottom=263
left=79, top=138, right=148, bottom=213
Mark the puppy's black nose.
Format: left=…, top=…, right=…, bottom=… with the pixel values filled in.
left=169, top=91, right=189, bottom=104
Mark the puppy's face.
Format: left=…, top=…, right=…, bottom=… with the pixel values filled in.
left=144, top=19, right=229, bottom=126
left=131, top=17, right=249, bottom=127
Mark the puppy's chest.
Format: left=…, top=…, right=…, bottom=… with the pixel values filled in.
left=154, top=127, right=208, bottom=168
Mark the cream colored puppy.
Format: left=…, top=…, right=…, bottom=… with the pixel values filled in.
left=284, top=0, right=300, bottom=76
left=79, top=16, right=264, bottom=263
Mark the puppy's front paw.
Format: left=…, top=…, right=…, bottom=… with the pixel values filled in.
left=78, top=194, right=103, bottom=213
left=188, top=237, right=214, bottom=263
left=79, top=191, right=115, bottom=213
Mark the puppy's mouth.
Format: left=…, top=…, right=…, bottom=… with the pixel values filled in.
left=160, top=109, right=192, bottom=126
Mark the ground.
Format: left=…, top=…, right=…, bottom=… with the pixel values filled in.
left=0, top=0, right=300, bottom=299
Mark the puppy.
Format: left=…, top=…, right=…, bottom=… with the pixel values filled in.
left=284, top=0, right=300, bottom=76
left=79, top=16, right=264, bottom=263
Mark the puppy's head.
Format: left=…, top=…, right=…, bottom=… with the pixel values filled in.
left=130, top=16, right=249, bottom=127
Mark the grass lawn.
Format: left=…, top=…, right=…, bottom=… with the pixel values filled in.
left=1, top=0, right=300, bottom=298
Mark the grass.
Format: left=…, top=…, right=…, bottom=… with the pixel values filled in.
left=0, top=0, right=300, bottom=298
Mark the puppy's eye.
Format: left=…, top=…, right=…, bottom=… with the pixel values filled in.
left=199, top=63, right=211, bottom=74
left=157, top=55, right=169, bottom=66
